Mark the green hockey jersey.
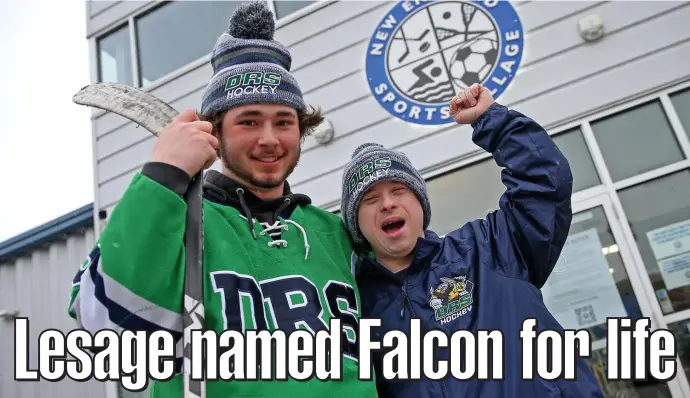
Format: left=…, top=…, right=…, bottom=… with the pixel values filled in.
left=68, top=171, right=378, bottom=398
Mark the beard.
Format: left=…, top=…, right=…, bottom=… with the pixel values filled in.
left=219, top=141, right=300, bottom=190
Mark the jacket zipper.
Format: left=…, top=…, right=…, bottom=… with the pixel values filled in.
left=400, top=273, right=415, bottom=318
left=400, top=273, right=449, bottom=398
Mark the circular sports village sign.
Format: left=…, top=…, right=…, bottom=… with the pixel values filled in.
left=365, top=0, right=524, bottom=126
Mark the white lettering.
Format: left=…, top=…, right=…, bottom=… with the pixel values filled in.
left=370, top=43, right=384, bottom=56
left=500, top=60, right=515, bottom=74
left=606, top=318, right=677, bottom=381
left=358, top=319, right=381, bottom=380
left=14, top=319, right=39, bottom=380
left=375, top=83, right=388, bottom=95
left=394, top=101, right=407, bottom=113
left=440, top=106, right=451, bottom=119
left=409, top=106, right=421, bottom=119
left=226, top=85, right=278, bottom=99
left=484, top=0, right=498, bottom=7
left=353, top=169, right=391, bottom=195
left=506, top=44, right=520, bottom=57
left=521, top=318, right=592, bottom=381
left=425, top=107, right=437, bottom=120
left=375, top=31, right=388, bottom=41
left=366, top=320, right=503, bottom=381
left=380, top=14, right=397, bottom=29
left=440, top=306, right=472, bottom=325
left=382, top=92, right=396, bottom=103
left=505, top=30, right=520, bottom=41
left=491, top=76, right=507, bottom=86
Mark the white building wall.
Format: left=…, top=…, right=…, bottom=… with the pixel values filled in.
left=87, top=0, right=690, bottom=214
left=0, top=226, right=107, bottom=398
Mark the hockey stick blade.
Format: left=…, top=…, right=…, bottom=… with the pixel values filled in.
left=72, top=82, right=206, bottom=398
left=72, top=82, right=179, bottom=137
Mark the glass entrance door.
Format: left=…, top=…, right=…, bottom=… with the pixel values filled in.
left=543, top=192, right=676, bottom=397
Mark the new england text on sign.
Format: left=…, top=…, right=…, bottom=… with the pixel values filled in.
left=365, top=0, right=524, bottom=126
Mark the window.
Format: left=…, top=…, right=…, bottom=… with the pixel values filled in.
left=552, top=127, right=601, bottom=192
left=670, top=87, right=690, bottom=142
left=136, top=1, right=250, bottom=85
left=544, top=206, right=672, bottom=397
left=95, top=1, right=321, bottom=88
left=590, top=100, right=685, bottom=182
left=426, top=158, right=503, bottom=235
left=665, top=319, right=690, bottom=388
left=273, top=1, right=316, bottom=20
left=617, top=169, right=690, bottom=315
left=98, top=24, right=133, bottom=86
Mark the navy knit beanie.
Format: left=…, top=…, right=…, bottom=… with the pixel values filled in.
left=341, top=143, right=432, bottom=246
left=200, top=2, right=305, bottom=116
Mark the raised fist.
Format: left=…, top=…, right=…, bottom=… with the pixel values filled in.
left=150, top=108, right=219, bottom=176
left=449, top=83, right=495, bottom=125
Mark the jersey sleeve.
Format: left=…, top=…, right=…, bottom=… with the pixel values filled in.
left=67, top=170, right=187, bottom=351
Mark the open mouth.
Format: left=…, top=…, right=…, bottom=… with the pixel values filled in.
left=381, top=217, right=405, bottom=235
left=252, top=155, right=283, bottom=164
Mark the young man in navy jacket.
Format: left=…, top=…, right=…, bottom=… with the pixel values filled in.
left=340, top=84, right=605, bottom=397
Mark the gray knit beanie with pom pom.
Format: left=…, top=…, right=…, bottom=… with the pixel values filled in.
left=341, top=143, right=432, bottom=247
left=200, top=1, right=305, bottom=116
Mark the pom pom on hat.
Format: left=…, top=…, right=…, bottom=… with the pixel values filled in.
left=351, top=143, right=384, bottom=159
left=228, top=1, right=276, bottom=40
left=200, top=1, right=306, bottom=117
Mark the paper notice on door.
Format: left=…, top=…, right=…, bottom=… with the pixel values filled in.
left=647, top=219, right=690, bottom=290
left=540, top=228, right=627, bottom=330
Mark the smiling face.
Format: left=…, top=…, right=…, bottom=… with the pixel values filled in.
left=218, top=104, right=301, bottom=198
left=357, top=180, right=425, bottom=267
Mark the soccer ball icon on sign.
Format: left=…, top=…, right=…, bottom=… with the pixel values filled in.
left=448, top=38, right=498, bottom=88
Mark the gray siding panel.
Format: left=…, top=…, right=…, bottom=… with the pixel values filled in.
left=0, top=228, right=106, bottom=398
left=97, top=123, right=151, bottom=161
left=88, top=0, right=121, bottom=18
left=275, top=1, right=383, bottom=47
left=99, top=137, right=155, bottom=183
left=0, top=265, right=17, bottom=398
left=101, top=168, right=138, bottom=208
left=519, top=1, right=685, bottom=67
left=517, top=0, right=604, bottom=32
left=93, top=1, right=690, bottom=211
left=87, top=1, right=151, bottom=37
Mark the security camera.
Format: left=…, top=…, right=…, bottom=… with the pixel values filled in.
left=578, top=14, right=605, bottom=42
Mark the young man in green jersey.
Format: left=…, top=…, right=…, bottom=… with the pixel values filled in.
left=67, top=3, right=376, bottom=397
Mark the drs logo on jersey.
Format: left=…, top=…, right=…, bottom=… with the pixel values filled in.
left=365, top=0, right=524, bottom=126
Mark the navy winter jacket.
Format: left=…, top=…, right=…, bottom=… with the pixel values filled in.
left=356, top=103, right=604, bottom=398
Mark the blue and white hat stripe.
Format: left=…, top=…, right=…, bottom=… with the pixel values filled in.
left=199, top=2, right=305, bottom=116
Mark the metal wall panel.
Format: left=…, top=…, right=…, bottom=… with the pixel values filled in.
left=89, top=1, right=690, bottom=211
left=88, top=1, right=122, bottom=19
left=0, top=227, right=108, bottom=398
left=86, top=1, right=151, bottom=37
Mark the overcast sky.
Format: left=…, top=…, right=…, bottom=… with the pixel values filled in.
left=0, top=0, right=93, bottom=242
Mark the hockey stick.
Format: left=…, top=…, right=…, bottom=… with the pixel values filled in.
left=73, top=82, right=206, bottom=398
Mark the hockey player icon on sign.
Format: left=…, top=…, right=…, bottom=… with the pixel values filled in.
left=366, top=0, right=524, bottom=125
